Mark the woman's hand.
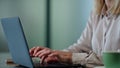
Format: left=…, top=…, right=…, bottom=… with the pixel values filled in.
left=30, top=47, right=72, bottom=64
left=30, top=46, right=59, bottom=64
left=43, top=50, right=72, bottom=64
left=29, top=46, right=50, bottom=57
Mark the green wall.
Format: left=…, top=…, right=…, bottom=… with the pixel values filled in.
left=0, top=0, right=93, bottom=52
left=51, top=0, right=93, bottom=50
left=0, top=0, right=46, bottom=52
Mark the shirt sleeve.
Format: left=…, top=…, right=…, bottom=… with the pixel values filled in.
left=72, top=52, right=103, bottom=68
left=63, top=12, right=103, bottom=67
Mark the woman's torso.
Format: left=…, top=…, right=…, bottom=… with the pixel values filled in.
left=92, top=14, right=120, bottom=56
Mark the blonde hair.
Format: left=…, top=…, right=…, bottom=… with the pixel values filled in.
left=94, top=0, right=120, bottom=15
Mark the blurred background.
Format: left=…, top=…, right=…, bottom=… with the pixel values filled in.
left=0, top=0, right=93, bottom=52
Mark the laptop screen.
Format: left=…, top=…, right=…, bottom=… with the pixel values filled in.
left=1, top=17, right=33, bottom=68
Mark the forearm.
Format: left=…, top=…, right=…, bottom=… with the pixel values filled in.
left=54, top=50, right=72, bottom=64
left=71, top=51, right=103, bottom=68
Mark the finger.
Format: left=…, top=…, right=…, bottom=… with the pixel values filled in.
left=37, top=50, right=51, bottom=58
left=29, top=47, right=36, bottom=53
left=40, top=56, right=44, bottom=64
left=40, top=56, right=47, bottom=64
left=29, top=47, right=36, bottom=56
left=45, top=56, right=59, bottom=64
left=34, top=49, right=47, bottom=57
left=34, top=51, right=42, bottom=57
left=48, top=52, right=59, bottom=57
left=33, top=46, right=44, bottom=56
left=36, top=49, right=51, bottom=58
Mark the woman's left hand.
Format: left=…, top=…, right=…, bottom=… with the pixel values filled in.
left=41, top=50, right=72, bottom=64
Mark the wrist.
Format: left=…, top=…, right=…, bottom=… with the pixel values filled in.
left=67, top=53, right=72, bottom=64
left=61, top=52, right=72, bottom=64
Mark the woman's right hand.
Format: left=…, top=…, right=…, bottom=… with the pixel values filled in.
left=29, top=46, right=49, bottom=57
left=29, top=46, right=58, bottom=64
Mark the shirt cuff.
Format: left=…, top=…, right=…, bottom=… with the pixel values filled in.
left=72, top=53, right=88, bottom=65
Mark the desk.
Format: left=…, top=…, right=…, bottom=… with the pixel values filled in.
left=1, top=53, right=105, bottom=68
left=0, top=53, right=84, bottom=68
left=0, top=52, right=22, bottom=68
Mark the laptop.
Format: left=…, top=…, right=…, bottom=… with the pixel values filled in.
left=1, top=17, right=83, bottom=68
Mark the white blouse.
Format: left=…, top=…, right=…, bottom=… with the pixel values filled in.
left=63, top=11, right=120, bottom=67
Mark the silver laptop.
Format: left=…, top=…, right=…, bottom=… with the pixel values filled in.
left=1, top=17, right=83, bottom=68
